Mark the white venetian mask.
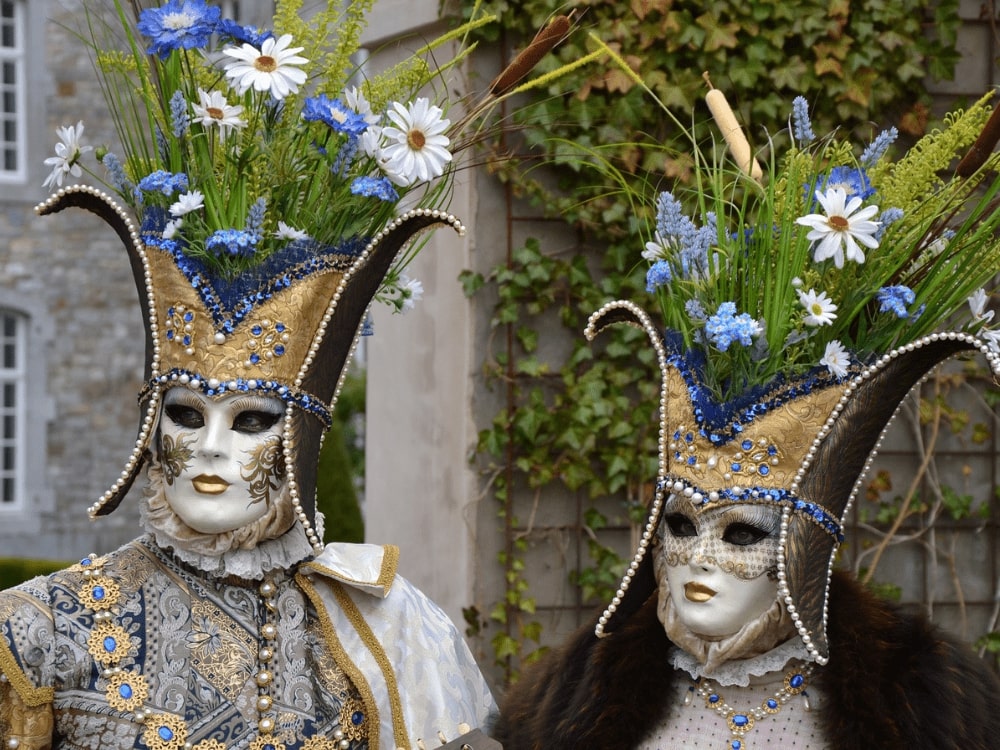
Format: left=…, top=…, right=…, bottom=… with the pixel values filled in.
left=660, top=498, right=781, bottom=638
left=156, top=388, right=287, bottom=535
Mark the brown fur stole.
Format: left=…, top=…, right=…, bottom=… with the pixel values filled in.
left=492, top=571, right=1000, bottom=749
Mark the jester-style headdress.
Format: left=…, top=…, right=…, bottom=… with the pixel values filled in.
left=37, top=1, right=573, bottom=550
left=589, top=88, right=1000, bottom=664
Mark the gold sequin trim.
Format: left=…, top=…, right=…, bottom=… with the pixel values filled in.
left=86, top=621, right=132, bottom=666
left=249, top=737, right=286, bottom=750
left=302, top=738, right=338, bottom=750
left=79, top=576, right=120, bottom=611
left=105, top=669, right=149, bottom=712
left=142, top=712, right=188, bottom=750
left=192, top=741, right=227, bottom=750
left=295, top=573, right=383, bottom=750
left=339, top=696, right=368, bottom=742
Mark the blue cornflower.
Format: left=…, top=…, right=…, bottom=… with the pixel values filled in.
left=245, top=197, right=266, bottom=236
left=860, top=127, right=898, bottom=169
left=791, top=96, right=815, bottom=143
left=876, top=285, right=916, bottom=318
left=137, top=0, right=220, bottom=59
left=302, top=95, right=369, bottom=136
left=206, top=229, right=259, bottom=258
left=351, top=175, right=399, bottom=202
left=645, top=260, right=672, bottom=292
left=214, top=18, right=273, bottom=47
left=875, top=207, right=904, bottom=240
left=138, top=170, right=189, bottom=196
left=102, top=152, right=134, bottom=195
left=170, top=90, right=189, bottom=138
left=704, top=301, right=761, bottom=352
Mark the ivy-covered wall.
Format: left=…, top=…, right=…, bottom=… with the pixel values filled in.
left=463, top=0, right=1000, bottom=687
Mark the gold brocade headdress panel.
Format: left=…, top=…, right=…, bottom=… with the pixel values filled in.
left=37, top=185, right=461, bottom=550
left=586, top=300, right=1000, bottom=665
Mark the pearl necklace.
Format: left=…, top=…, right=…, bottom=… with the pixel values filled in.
left=692, top=664, right=814, bottom=750
left=76, top=553, right=365, bottom=750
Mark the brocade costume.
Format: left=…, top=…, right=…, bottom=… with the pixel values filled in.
left=0, top=536, right=495, bottom=750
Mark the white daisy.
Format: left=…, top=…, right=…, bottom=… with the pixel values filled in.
left=642, top=232, right=670, bottom=261
left=379, top=98, right=452, bottom=187
left=162, top=219, right=183, bottom=239
left=223, top=34, right=308, bottom=100
left=274, top=222, right=309, bottom=241
left=192, top=89, right=246, bottom=141
left=399, top=275, right=424, bottom=312
left=42, top=121, right=93, bottom=189
left=795, top=187, right=880, bottom=268
left=798, top=288, right=838, bottom=326
left=169, top=190, right=204, bottom=217
left=968, top=288, right=995, bottom=324
left=344, top=85, right=381, bottom=127
left=981, top=328, right=1000, bottom=353
left=820, top=339, right=850, bottom=378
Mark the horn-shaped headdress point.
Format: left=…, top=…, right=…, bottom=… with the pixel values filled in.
left=583, top=84, right=1000, bottom=664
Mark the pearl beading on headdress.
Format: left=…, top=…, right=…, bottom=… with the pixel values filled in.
left=585, top=300, right=669, bottom=638
left=776, top=330, right=1000, bottom=665
left=36, top=185, right=156, bottom=518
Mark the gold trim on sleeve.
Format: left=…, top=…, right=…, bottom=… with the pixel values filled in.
left=295, top=572, right=385, bottom=750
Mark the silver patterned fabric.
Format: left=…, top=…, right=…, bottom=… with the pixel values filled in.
left=0, top=537, right=496, bottom=750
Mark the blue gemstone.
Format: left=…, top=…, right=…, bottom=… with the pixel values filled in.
left=264, top=744, right=276, bottom=750
left=732, top=742, right=742, bottom=750
left=80, top=558, right=92, bottom=566
left=251, top=325, right=263, bottom=336
left=685, top=432, right=694, bottom=443
left=119, top=684, right=133, bottom=699
left=731, top=463, right=741, bottom=472
left=166, top=330, right=175, bottom=340
left=790, top=674, right=805, bottom=689
left=103, top=636, right=117, bottom=653
left=167, top=307, right=175, bottom=316
left=275, top=323, right=285, bottom=332
left=274, top=345, right=285, bottom=356
left=351, top=710, right=364, bottom=725
left=250, top=353, right=260, bottom=364
left=92, top=586, right=105, bottom=600
left=741, top=439, right=752, bottom=450
left=158, top=726, right=174, bottom=741
left=709, top=693, right=720, bottom=704
left=768, top=445, right=777, bottom=455
left=758, top=465, right=769, bottom=476
left=183, top=312, right=193, bottom=322
left=732, top=714, right=749, bottom=727
left=686, top=456, right=696, bottom=465
left=766, top=698, right=777, bottom=709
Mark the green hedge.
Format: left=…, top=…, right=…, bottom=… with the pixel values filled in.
left=0, top=557, right=70, bottom=588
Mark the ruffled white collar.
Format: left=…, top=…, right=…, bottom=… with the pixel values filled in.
left=670, top=636, right=813, bottom=687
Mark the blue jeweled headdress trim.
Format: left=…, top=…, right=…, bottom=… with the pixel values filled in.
left=141, top=211, right=364, bottom=333
left=141, top=369, right=332, bottom=427
left=657, top=476, right=844, bottom=542
left=662, top=331, right=849, bottom=447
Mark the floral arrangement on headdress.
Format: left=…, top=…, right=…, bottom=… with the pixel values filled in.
left=599, top=47, right=1000, bottom=400
left=43, top=0, right=581, bottom=311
